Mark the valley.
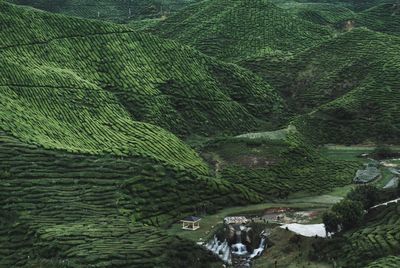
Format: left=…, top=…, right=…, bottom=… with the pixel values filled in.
left=0, top=0, right=399, bottom=267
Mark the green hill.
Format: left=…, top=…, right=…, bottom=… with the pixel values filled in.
left=352, top=3, right=400, bottom=35
left=0, top=131, right=260, bottom=267
left=0, top=3, right=269, bottom=267
left=291, top=0, right=398, bottom=11
left=272, top=1, right=400, bottom=34
left=273, top=1, right=355, bottom=27
left=200, top=126, right=359, bottom=199
left=6, top=0, right=198, bottom=22
left=317, top=202, right=400, bottom=267
left=243, top=28, right=400, bottom=144
left=149, top=0, right=333, bottom=62
left=0, top=1, right=284, bottom=138
left=365, top=256, right=400, bottom=268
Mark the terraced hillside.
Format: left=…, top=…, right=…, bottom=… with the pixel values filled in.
left=351, top=3, right=400, bottom=35
left=272, top=1, right=355, bottom=27
left=149, top=0, right=333, bottom=62
left=6, top=0, right=198, bottom=22
left=272, top=1, right=399, bottom=34
left=200, top=127, right=359, bottom=199
left=0, top=132, right=261, bottom=267
left=244, top=28, right=400, bottom=144
left=0, top=2, right=284, bottom=137
left=0, top=3, right=271, bottom=267
left=293, top=0, right=398, bottom=11
left=317, top=202, right=400, bottom=267
left=366, top=256, right=400, bottom=267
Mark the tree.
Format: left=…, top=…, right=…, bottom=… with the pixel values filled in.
left=347, top=185, right=379, bottom=209
left=332, top=200, right=364, bottom=231
left=372, top=144, right=397, bottom=159
left=322, top=211, right=340, bottom=236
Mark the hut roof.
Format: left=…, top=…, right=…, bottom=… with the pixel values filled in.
left=181, top=216, right=201, bottom=222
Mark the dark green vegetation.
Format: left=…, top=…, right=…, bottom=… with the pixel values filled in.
left=245, top=28, right=400, bottom=144
left=0, top=132, right=261, bottom=267
left=6, top=0, right=198, bottom=22
left=272, top=0, right=356, bottom=27
left=318, top=185, right=400, bottom=267
left=1, top=0, right=400, bottom=267
left=0, top=2, right=270, bottom=267
left=149, top=0, right=333, bottom=62
left=353, top=3, right=400, bottom=35
left=200, top=127, right=359, bottom=199
left=273, top=1, right=400, bottom=34
left=318, top=201, right=400, bottom=267
left=365, top=256, right=400, bottom=267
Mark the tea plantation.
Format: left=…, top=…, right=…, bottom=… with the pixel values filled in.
left=317, top=202, right=400, bottom=267
left=149, top=0, right=333, bottom=61
left=0, top=131, right=262, bottom=267
left=0, top=1, right=284, bottom=138
left=365, top=256, right=400, bottom=268
left=1, top=0, right=399, bottom=267
left=244, top=28, right=400, bottom=144
left=201, top=127, right=359, bottom=199
left=6, top=0, right=198, bottom=22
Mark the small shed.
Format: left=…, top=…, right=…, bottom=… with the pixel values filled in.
left=181, top=216, right=201, bottom=230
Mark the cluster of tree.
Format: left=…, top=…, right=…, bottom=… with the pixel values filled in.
left=323, top=185, right=380, bottom=235
left=371, top=144, right=400, bottom=159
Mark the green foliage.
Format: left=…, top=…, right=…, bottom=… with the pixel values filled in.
left=331, top=199, right=364, bottom=231
left=203, top=128, right=359, bottom=198
left=322, top=211, right=340, bottom=234
left=245, top=28, right=400, bottom=144
left=273, top=0, right=355, bottom=27
left=149, top=0, right=333, bottom=61
left=0, top=1, right=284, bottom=157
left=0, top=132, right=262, bottom=267
left=372, top=144, right=400, bottom=159
left=6, top=0, right=199, bottom=22
left=347, top=185, right=380, bottom=209
left=318, top=202, right=400, bottom=267
left=365, top=256, right=400, bottom=268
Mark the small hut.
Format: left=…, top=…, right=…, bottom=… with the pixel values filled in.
left=181, top=216, right=201, bottom=230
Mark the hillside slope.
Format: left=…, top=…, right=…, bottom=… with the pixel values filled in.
left=317, top=202, right=400, bottom=267
left=244, top=28, right=400, bottom=144
left=273, top=1, right=355, bottom=27
left=0, top=2, right=284, bottom=138
left=0, top=3, right=267, bottom=267
left=0, top=132, right=260, bottom=267
left=149, top=0, right=333, bottom=62
left=352, top=3, right=400, bottom=35
left=6, top=0, right=198, bottom=22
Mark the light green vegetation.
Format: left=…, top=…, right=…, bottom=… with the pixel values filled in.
left=0, top=3, right=282, bottom=267
left=0, top=1, right=284, bottom=141
left=149, top=0, right=333, bottom=62
left=235, top=125, right=293, bottom=141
